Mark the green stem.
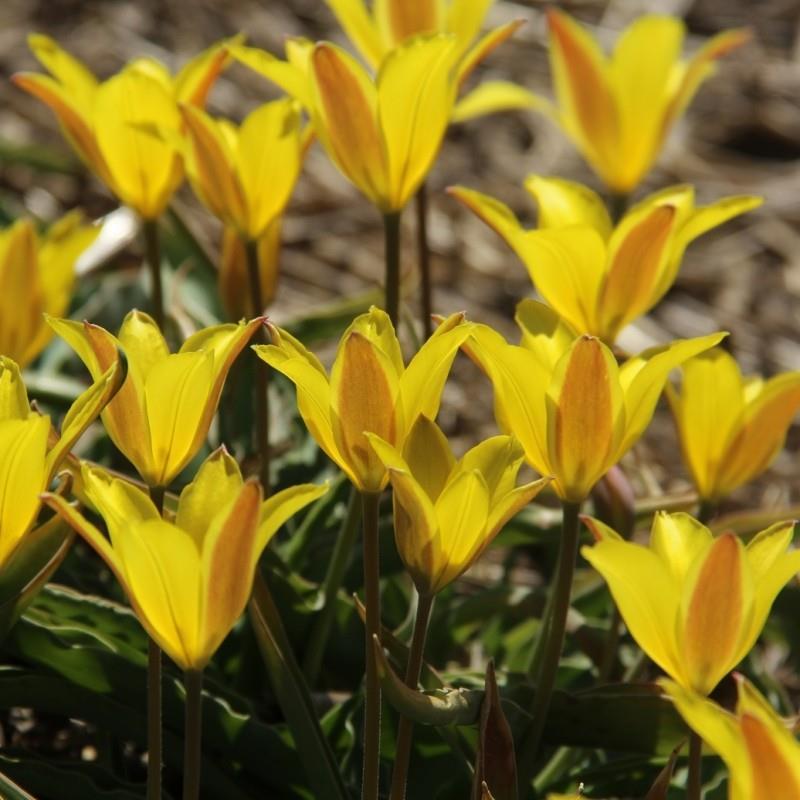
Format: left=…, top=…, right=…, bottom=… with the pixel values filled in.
left=598, top=605, right=622, bottom=683
left=389, top=592, right=434, bottom=800
left=182, top=670, right=204, bottom=800
left=697, top=499, right=717, bottom=526
left=687, top=730, right=702, bottom=800
left=361, top=491, right=382, bottom=800
left=147, top=485, right=165, bottom=800
left=517, top=501, right=582, bottom=797
left=608, top=193, right=630, bottom=224
left=414, top=184, right=432, bottom=338
left=244, top=237, right=271, bottom=493
left=142, top=218, right=164, bottom=331
left=383, top=212, right=402, bottom=327
left=302, top=487, right=362, bottom=684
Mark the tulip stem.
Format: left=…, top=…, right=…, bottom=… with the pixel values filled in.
left=697, top=499, right=717, bottom=525
left=415, top=184, right=433, bottom=338
left=182, top=670, right=204, bottom=800
left=687, top=730, right=702, bottom=800
left=383, top=212, right=402, bottom=327
left=361, top=491, right=383, bottom=800
left=147, top=485, right=165, bottom=800
left=517, top=500, right=582, bottom=797
left=389, top=591, right=434, bottom=800
left=302, top=487, right=362, bottom=684
left=608, top=193, right=629, bottom=223
left=244, top=237, right=271, bottom=493
left=142, top=218, right=164, bottom=331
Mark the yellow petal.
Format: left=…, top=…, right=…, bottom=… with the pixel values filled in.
left=447, top=185, right=529, bottom=252
left=310, top=43, right=387, bottom=208
left=680, top=533, right=753, bottom=694
left=617, top=332, right=726, bottom=457
left=27, top=34, right=97, bottom=102
left=484, top=477, right=550, bottom=542
left=93, top=68, right=183, bottom=218
left=0, top=417, right=50, bottom=567
left=324, top=0, right=383, bottom=68
left=256, top=482, right=329, bottom=553
left=514, top=299, right=575, bottom=373
left=340, top=306, right=404, bottom=378
left=524, top=175, right=612, bottom=238
left=236, top=99, right=303, bottom=239
left=457, top=19, right=524, bottom=86
left=377, top=34, right=457, bottom=209
left=446, top=0, right=493, bottom=54
left=547, top=9, right=620, bottom=189
left=230, top=44, right=312, bottom=107
left=582, top=536, right=682, bottom=681
left=459, top=435, right=523, bottom=500
left=0, top=357, right=30, bottom=421
left=451, top=81, right=544, bottom=124
left=172, top=37, right=236, bottom=106
left=375, top=0, right=441, bottom=47
left=399, top=415, right=455, bottom=501
left=668, top=348, right=745, bottom=499
left=649, top=511, right=713, bottom=584
left=547, top=336, right=623, bottom=501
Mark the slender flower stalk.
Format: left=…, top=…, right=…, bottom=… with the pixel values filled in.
left=688, top=730, right=702, bottom=800
left=389, top=592, right=434, bottom=800
left=142, top=219, right=164, bottom=335
left=383, top=212, right=402, bottom=326
left=415, top=184, right=433, bottom=338
left=182, top=670, right=204, bottom=800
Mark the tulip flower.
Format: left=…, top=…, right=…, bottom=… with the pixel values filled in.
left=255, top=306, right=471, bottom=494
left=13, top=35, right=233, bottom=219
left=668, top=348, right=800, bottom=502
left=582, top=512, right=800, bottom=695
left=367, top=415, right=549, bottom=596
left=0, top=212, right=98, bottom=368
left=43, top=449, right=327, bottom=670
left=662, top=675, right=800, bottom=800
left=528, top=10, right=749, bottom=193
left=466, top=299, right=724, bottom=503
left=48, top=311, right=262, bottom=488
left=450, top=179, right=760, bottom=344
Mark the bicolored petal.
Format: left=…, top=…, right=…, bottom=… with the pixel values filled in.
left=172, top=36, right=237, bottom=107
left=376, top=0, right=442, bottom=48
left=324, top=0, right=383, bottom=68
left=456, top=18, right=524, bottom=86
left=256, top=481, right=329, bottom=553
left=451, top=81, right=545, bottom=124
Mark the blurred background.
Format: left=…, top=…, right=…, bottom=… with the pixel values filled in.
left=1, top=0, right=799, bottom=513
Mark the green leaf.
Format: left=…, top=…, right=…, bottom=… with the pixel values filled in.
left=0, top=766, right=38, bottom=800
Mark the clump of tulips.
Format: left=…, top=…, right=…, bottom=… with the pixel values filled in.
left=0, top=3, right=797, bottom=800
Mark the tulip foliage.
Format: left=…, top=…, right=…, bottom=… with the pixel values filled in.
left=1, top=5, right=799, bottom=800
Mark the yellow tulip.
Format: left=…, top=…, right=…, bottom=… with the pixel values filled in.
left=13, top=35, right=233, bottom=219
left=233, top=32, right=513, bottom=212
left=219, top=219, right=282, bottom=319
left=43, top=449, right=327, bottom=670
left=450, top=179, right=760, bottom=344
left=254, top=306, right=471, bottom=493
left=48, top=311, right=262, bottom=488
left=466, top=300, right=724, bottom=502
left=0, top=212, right=98, bottom=368
left=0, top=354, right=123, bottom=569
left=530, top=10, right=749, bottom=193
left=179, top=99, right=307, bottom=243
left=668, top=348, right=800, bottom=502
left=582, top=512, right=800, bottom=695
left=366, top=415, right=549, bottom=595
left=662, top=675, right=800, bottom=800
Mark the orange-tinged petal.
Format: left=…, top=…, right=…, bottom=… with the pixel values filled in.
left=598, top=204, right=676, bottom=339
left=27, top=33, right=97, bottom=100
left=456, top=18, right=524, bottom=86
left=742, top=713, right=800, bottom=800
left=376, top=0, right=441, bottom=47
left=172, top=36, right=237, bottom=107
left=447, top=185, right=528, bottom=253
left=324, top=0, right=384, bottom=68
left=310, top=43, right=387, bottom=208
left=547, top=336, right=623, bottom=501
left=680, top=533, right=753, bottom=694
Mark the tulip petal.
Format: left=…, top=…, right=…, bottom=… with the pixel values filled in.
left=324, top=0, right=383, bottom=68
left=484, top=477, right=550, bottom=542
left=618, top=332, right=726, bottom=457
left=0, top=357, right=30, bottom=422
left=376, top=0, right=441, bottom=47
left=399, top=415, right=455, bottom=501
left=680, top=533, right=753, bottom=694
left=460, top=435, right=523, bottom=499
left=310, top=43, right=387, bottom=208
left=342, top=306, right=404, bottom=378
left=514, top=299, right=577, bottom=373
left=447, top=185, right=528, bottom=252
left=446, top=0, right=494, bottom=54
left=378, top=34, right=457, bottom=209
left=457, top=19, right=524, bottom=85
left=256, top=481, right=329, bottom=553
left=524, top=175, right=612, bottom=238
left=451, top=81, right=546, bottom=124
left=172, top=37, right=236, bottom=107
left=231, top=44, right=312, bottom=107
left=650, top=511, right=713, bottom=584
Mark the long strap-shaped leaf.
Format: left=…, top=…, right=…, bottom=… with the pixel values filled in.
left=0, top=769, right=38, bottom=800
left=249, top=571, right=350, bottom=800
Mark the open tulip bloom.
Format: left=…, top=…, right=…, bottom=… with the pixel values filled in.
left=14, top=35, right=233, bottom=219
left=367, top=414, right=549, bottom=596
left=662, top=675, right=800, bottom=800
left=48, top=311, right=262, bottom=488
left=668, top=348, right=800, bottom=502
left=465, top=299, right=725, bottom=502
left=0, top=212, right=98, bottom=368
left=450, top=179, right=760, bottom=344
left=43, top=449, right=327, bottom=671
left=254, top=306, right=471, bottom=494
left=583, top=512, right=800, bottom=695
left=528, top=10, right=750, bottom=193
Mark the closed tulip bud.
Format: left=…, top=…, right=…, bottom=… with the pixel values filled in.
left=668, top=348, right=800, bottom=502
left=530, top=10, right=749, bottom=193
left=254, top=306, right=471, bottom=493
left=583, top=512, right=800, bottom=695
left=450, top=179, right=760, bottom=344
left=662, top=675, right=800, bottom=800
left=13, top=35, right=234, bottom=219
left=0, top=213, right=98, bottom=368
left=43, top=449, right=327, bottom=671
left=366, top=415, right=549, bottom=595
left=466, top=300, right=724, bottom=502
left=48, top=311, right=262, bottom=488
